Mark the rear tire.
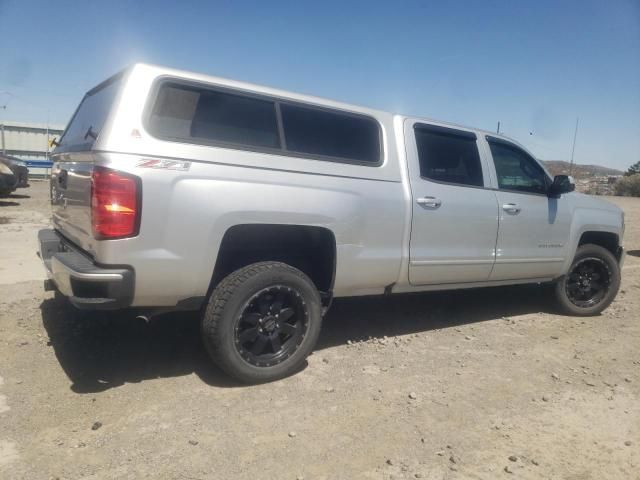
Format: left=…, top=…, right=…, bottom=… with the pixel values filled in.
left=201, top=261, right=322, bottom=383
left=554, top=243, right=620, bottom=316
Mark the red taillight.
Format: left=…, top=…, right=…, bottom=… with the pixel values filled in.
left=91, top=167, right=141, bottom=239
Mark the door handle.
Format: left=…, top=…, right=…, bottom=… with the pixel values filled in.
left=417, top=196, right=442, bottom=209
left=502, top=203, right=521, bottom=214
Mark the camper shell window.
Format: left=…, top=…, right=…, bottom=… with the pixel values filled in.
left=145, top=79, right=382, bottom=166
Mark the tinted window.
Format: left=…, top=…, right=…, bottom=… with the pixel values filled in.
left=148, top=83, right=280, bottom=149
left=488, top=140, right=548, bottom=194
left=280, top=104, right=380, bottom=163
left=58, top=75, right=122, bottom=151
left=414, top=126, right=483, bottom=187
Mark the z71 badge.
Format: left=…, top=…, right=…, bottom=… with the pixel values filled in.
left=136, top=159, right=191, bottom=171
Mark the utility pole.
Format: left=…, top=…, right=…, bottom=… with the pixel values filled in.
left=569, top=117, right=579, bottom=175
left=496, top=121, right=501, bottom=134
left=1, top=105, right=6, bottom=155
left=0, top=91, right=15, bottom=155
left=46, top=110, right=50, bottom=161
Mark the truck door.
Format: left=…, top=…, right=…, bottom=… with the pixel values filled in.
left=405, top=121, right=500, bottom=285
left=483, top=136, right=571, bottom=280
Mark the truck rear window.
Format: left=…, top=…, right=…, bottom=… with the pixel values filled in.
left=58, top=74, right=122, bottom=152
left=146, top=80, right=382, bottom=165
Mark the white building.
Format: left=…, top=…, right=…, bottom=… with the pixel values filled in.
left=0, top=120, right=65, bottom=175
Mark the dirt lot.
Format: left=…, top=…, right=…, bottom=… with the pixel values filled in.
left=1, top=182, right=639, bottom=480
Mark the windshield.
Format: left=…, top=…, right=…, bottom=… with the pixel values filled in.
left=57, top=74, right=122, bottom=152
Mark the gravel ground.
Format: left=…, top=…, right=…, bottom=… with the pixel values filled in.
left=1, top=182, right=639, bottom=479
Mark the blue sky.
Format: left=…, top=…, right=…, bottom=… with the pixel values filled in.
left=1, top=0, right=638, bottom=169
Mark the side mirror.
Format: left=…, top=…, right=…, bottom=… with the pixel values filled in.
left=548, top=175, right=575, bottom=197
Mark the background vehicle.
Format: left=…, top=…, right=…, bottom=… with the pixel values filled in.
left=0, top=154, right=29, bottom=196
left=38, top=64, right=625, bottom=382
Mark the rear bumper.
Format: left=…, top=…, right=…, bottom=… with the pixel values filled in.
left=38, top=229, right=134, bottom=310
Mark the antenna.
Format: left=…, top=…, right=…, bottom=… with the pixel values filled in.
left=569, top=117, right=579, bottom=175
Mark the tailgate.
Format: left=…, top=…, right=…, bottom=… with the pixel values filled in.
left=49, top=71, right=124, bottom=255
left=51, top=153, right=96, bottom=253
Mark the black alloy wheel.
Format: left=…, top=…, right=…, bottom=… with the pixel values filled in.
left=565, top=257, right=611, bottom=308
left=554, top=243, right=620, bottom=316
left=234, top=286, right=309, bottom=367
left=201, top=261, right=323, bottom=383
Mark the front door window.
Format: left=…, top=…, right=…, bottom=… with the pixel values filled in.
left=487, top=138, right=549, bottom=195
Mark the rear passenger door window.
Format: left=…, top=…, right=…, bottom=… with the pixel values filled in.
left=414, top=125, right=484, bottom=187
left=148, top=83, right=280, bottom=149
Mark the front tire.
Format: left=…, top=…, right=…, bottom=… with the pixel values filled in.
left=554, top=243, right=621, bottom=316
left=201, top=261, right=322, bottom=383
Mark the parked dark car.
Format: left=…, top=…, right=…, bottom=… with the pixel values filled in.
left=0, top=154, right=29, bottom=196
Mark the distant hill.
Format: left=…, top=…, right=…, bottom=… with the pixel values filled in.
left=543, top=160, right=623, bottom=179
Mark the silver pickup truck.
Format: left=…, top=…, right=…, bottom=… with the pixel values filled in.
left=39, top=64, right=625, bottom=382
